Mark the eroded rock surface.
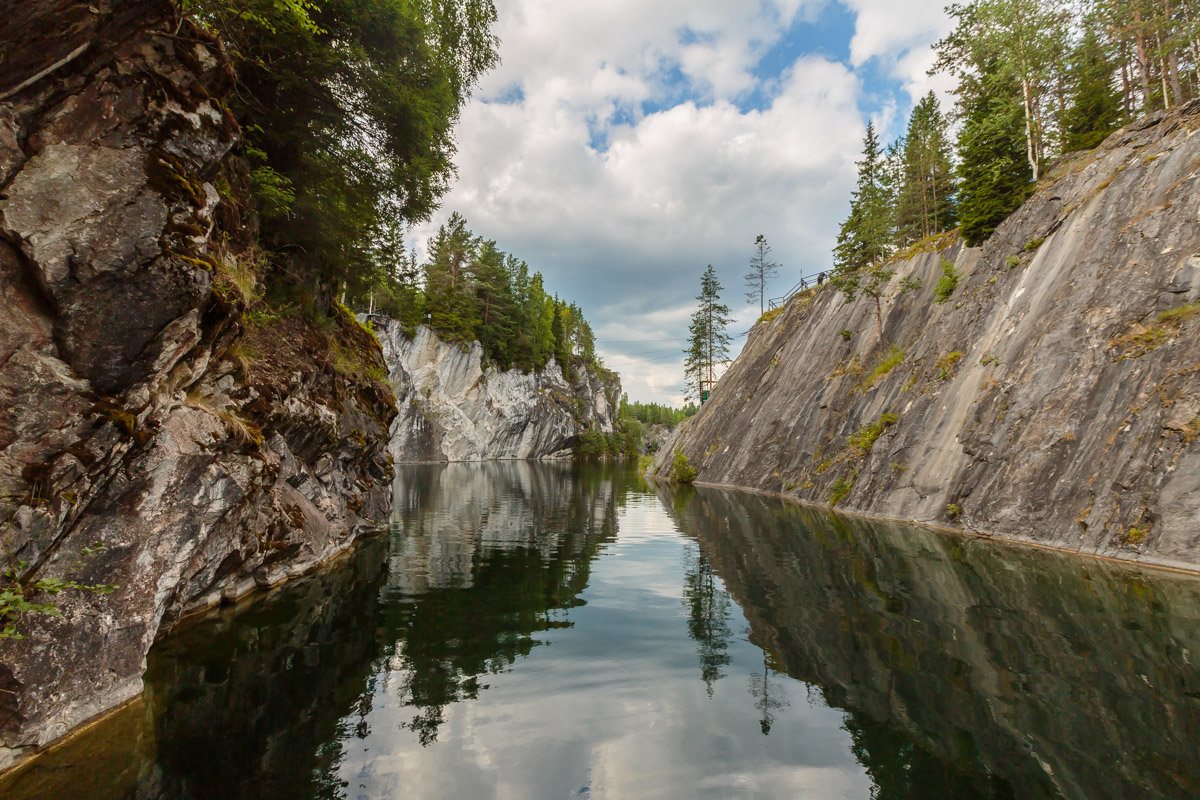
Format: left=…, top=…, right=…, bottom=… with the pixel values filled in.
left=653, top=102, right=1200, bottom=571
left=374, top=320, right=620, bottom=462
left=0, top=0, right=395, bottom=768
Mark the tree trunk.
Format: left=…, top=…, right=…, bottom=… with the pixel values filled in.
left=1022, top=76, right=1039, bottom=180
left=1120, top=45, right=1134, bottom=118
left=1134, top=10, right=1154, bottom=111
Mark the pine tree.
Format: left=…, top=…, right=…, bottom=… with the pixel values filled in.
left=473, top=240, right=516, bottom=369
left=1062, top=19, right=1124, bottom=152
left=744, top=235, right=781, bottom=316
left=684, top=266, right=732, bottom=402
left=833, top=122, right=893, bottom=274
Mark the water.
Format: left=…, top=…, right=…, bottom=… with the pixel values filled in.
left=5, top=462, right=1200, bottom=799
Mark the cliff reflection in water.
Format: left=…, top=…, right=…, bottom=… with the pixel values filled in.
left=5, top=464, right=1200, bottom=800
left=666, top=483, right=1200, bottom=800
left=377, top=461, right=622, bottom=746
left=0, top=463, right=628, bottom=800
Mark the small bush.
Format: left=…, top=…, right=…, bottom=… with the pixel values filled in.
left=839, top=329, right=854, bottom=342
left=946, top=503, right=961, bottom=519
left=936, top=351, right=965, bottom=380
left=1024, top=237, right=1045, bottom=252
left=847, top=412, right=899, bottom=457
left=829, top=475, right=854, bottom=506
left=1109, top=303, right=1200, bottom=359
left=933, top=260, right=960, bottom=304
left=757, top=306, right=785, bottom=325
left=673, top=450, right=697, bottom=484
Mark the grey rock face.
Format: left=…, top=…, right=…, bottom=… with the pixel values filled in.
left=0, top=0, right=394, bottom=769
left=653, top=101, right=1200, bottom=572
left=374, top=320, right=620, bottom=462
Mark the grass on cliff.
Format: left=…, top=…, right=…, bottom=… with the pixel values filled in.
left=237, top=277, right=393, bottom=408
left=1109, top=303, right=1200, bottom=359
left=847, top=412, right=899, bottom=458
left=859, top=346, right=905, bottom=391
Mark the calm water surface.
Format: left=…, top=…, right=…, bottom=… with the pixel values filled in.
left=5, top=462, right=1200, bottom=799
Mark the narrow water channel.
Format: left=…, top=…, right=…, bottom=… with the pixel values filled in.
left=4, top=463, right=1200, bottom=799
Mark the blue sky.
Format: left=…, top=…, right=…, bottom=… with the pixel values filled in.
left=410, top=0, right=956, bottom=406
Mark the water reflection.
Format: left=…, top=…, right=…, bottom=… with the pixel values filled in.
left=664, top=484, right=1200, bottom=800
left=377, top=461, right=623, bottom=746
left=2, top=463, right=1198, bottom=799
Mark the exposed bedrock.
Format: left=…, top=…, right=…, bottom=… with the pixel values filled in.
left=0, top=0, right=395, bottom=768
left=373, top=320, right=620, bottom=462
left=653, top=101, right=1200, bottom=571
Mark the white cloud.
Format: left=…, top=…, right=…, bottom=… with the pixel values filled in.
left=841, top=0, right=956, bottom=104
left=409, top=0, right=953, bottom=406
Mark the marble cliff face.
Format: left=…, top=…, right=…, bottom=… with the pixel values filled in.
left=654, top=102, right=1200, bottom=572
left=374, top=320, right=620, bottom=463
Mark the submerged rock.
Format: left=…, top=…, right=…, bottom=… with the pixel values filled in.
left=373, top=320, right=620, bottom=462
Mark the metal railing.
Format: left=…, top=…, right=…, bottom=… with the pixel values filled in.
left=767, top=271, right=829, bottom=310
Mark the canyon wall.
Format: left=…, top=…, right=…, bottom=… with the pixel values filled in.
left=653, top=102, right=1200, bottom=572
left=374, top=319, right=620, bottom=462
left=0, top=0, right=395, bottom=767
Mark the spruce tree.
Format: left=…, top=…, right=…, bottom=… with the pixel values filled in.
left=833, top=122, right=893, bottom=274
left=1062, top=20, right=1124, bottom=152
left=424, top=213, right=479, bottom=342
left=956, top=71, right=1033, bottom=246
left=684, top=266, right=732, bottom=402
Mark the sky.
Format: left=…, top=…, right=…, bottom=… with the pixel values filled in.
left=409, top=0, right=957, bottom=407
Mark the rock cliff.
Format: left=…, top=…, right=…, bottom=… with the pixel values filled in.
left=373, top=319, right=620, bottom=462
left=653, top=101, right=1200, bottom=572
left=0, top=0, right=395, bottom=769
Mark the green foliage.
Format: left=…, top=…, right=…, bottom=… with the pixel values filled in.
left=184, top=0, right=500, bottom=294
left=685, top=266, right=732, bottom=402
left=829, top=474, right=855, bottom=506
left=620, top=396, right=698, bottom=428
left=1109, top=303, right=1200, bottom=359
left=573, top=429, right=609, bottom=461
left=831, top=264, right=897, bottom=333
left=946, top=503, right=962, bottom=520
left=860, top=346, right=906, bottom=391
left=937, top=351, right=966, bottom=380
left=893, top=92, right=958, bottom=244
left=352, top=214, right=600, bottom=376
left=834, top=122, right=893, bottom=275
left=756, top=306, right=785, bottom=326
left=673, top=450, right=698, bottom=484
left=847, top=412, right=900, bottom=457
left=934, top=260, right=961, bottom=303
left=1, top=547, right=118, bottom=640
left=1062, top=19, right=1123, bottom=152
left=955, top=70, right=1033, bottom=246
left=839, top=329, right=854, bottom=341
